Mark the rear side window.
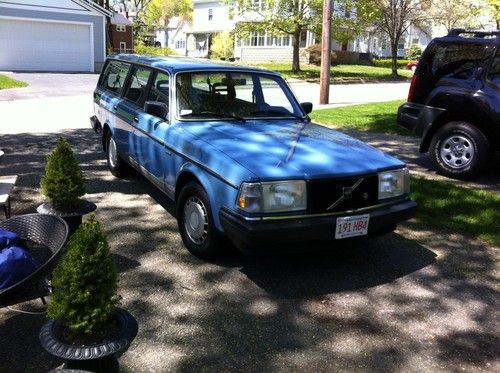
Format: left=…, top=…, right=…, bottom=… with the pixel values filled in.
left=426, top=43, right=489, bottom=80
left=100, top=61, right=130, bottom=94
left=148, top=72, right=170, bottom=107
left=487, top=49, right=500, bottom=86
left=123, top=67, right=153, bottom=105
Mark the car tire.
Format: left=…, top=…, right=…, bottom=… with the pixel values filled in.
left=430, top=121, right=489, bottom=179
left=106, top=132, right=129, bottom=177
left=177, top=182, right=222, bottom=259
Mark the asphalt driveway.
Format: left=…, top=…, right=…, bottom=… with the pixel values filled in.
left=0, top=76, right=498, bottom=371
left=0, top=128, right=498, bottom=372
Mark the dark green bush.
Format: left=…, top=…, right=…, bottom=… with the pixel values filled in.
left=47, top=214, right=120, bottom=336
left=373, top=59, right=411, bottom=69
left=40, top=138, right=86, bottom=210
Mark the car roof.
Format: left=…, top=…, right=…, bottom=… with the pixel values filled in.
left=109, top=54, right=281, bottom=76
left=433, top=29, right=500, bottom=46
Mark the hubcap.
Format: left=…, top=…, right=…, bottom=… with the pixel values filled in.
left=440, top=135, right=474, bottom=169
left=108, top=137, right=118, bottom=168
left=183, top=196, right=208, bottom=244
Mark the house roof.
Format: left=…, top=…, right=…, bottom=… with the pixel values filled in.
left=109, top=54, right=280, bottom=75
left=110, top=13, right=133, bottom=26
left=75, top=0, right=113, bottom=17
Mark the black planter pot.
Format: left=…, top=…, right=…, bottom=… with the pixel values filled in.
left=37, top=200, right=96, bottom=236
left=40, top=308, right=138, bottom=373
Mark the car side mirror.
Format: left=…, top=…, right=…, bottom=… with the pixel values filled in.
left=301, top=102, right=313, bottom=114
left=144, top=101, right=168, bottom=120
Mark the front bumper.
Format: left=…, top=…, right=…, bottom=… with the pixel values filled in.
left=220, top=199, right=418, bottom=252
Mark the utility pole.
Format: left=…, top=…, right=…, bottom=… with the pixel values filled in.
left=319, top=0, right=332, bottom=105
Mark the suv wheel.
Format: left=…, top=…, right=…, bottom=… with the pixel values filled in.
left=430, top=121, right=489, bottom=179
left=177, top=182, right=221, bottom=259
left=106, top=133, right=129, bottom=177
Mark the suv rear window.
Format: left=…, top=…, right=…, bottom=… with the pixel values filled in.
left=425, top=42, right=490, bottom=80
left=100, top=61, right=130, bottom=94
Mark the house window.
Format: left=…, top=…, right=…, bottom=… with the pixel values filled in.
left=116, top=24, right=126, bottom=32
left=120, top=42, right=127, bottom=52
left=253, top=0, right=266, bottom=11
left=412, top=38, right=419, bottom=44
left=250, top=31, right=265, bottom=46
left=175, top=40, right=186, bottom=49
left=208, top=8, right=213, bottom=21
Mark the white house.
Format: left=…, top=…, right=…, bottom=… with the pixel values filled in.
left=0, top=0, right=112, bottom=72
left=350, top=24, right=433, bottom=58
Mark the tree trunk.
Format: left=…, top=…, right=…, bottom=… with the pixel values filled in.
left=292, top=29, right=301, bottom=73
left=390, top=38, right=399, bottom=78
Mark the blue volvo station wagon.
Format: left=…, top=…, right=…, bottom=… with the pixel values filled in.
left=91, top=55, right=417, bottom=258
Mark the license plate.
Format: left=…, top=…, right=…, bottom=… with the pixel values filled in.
left=335, top=214, right=370, bottom=239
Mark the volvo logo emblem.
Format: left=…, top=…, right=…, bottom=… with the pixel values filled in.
left=327, top=178, right=364, bottom=211
left=342, top=187, right=353, bottom=199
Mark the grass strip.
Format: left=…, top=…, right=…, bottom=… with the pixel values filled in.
left=0, top=74, right=28, bottom=89
left=411, top=177, right=500, bottom=247
left=251, top=63, right=413, bottom=81
left=310, top=100, right=412, bottom=136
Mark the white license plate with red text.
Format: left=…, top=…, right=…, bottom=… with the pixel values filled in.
left=335, top=214, right=370, bottom=239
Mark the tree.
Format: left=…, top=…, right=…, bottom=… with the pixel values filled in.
left=488, top=0, right=500, bottom=29
left=211, top=32, right=235, bottom=60
left=371, top=0, right=431, bottom=77
left=227, top=0, right=322, bottom=73
left=330, top=0, right=379, bottom=47
left=143, top=0, right=192, bottom=29
left=431, top=0, right=482, bottom=32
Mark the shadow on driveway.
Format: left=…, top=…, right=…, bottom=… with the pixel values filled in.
left=0, top=129, right=498, bottom=372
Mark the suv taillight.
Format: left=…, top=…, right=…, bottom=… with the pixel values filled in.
left=407, top=75, right=417, bottom=102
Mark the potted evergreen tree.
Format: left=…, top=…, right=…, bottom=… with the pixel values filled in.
left=37, top=138, right=96, bottom=234
left=39, top=214, right=137, bottom=373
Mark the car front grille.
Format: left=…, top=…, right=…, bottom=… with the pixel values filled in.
left=307, top=175, right=379, bottom=213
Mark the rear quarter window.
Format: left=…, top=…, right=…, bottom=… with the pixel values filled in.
left=99, top=61, right=131, bottom=95
left=487, top=49, right=500, bottom=86
left=424, top=42, right=490, bottom=80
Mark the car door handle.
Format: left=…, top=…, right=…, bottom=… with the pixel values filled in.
left=113, top=105, right=118, bottom=110
left=134, top=117, right=139, bottom=122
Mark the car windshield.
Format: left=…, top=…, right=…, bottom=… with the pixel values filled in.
left=176, top=71, right=303, bottom=120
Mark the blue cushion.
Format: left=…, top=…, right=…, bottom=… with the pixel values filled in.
left=0, top=245, right=38, bottom=290
left=0, top=229, right=20, bottom=249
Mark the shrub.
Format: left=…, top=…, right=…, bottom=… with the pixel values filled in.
left=134, top=41, right=176, bottom=56
left=306, top=43, right=338, bottom=66
left=211, top=32, right=234, bottom=60
left=407, top=44, right=423, bottom=60
left=47, top=214, right=120, bottom=336
left=373, top=59, right=411, bottom=69
left=40, top=138, right=86, bottom=211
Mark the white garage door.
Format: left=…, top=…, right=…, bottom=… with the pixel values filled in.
left=0, top=18, right=92, bottom=72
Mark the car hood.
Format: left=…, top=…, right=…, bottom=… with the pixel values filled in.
left=184, top=120, right=405, bottom=180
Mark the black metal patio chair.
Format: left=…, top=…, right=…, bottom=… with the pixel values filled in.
left=0, top=214, right=69, bottom=307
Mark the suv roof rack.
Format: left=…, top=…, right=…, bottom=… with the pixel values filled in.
left=447, top=29, right=500, bottom=38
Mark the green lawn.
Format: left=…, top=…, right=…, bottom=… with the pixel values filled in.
left=0, top=74, right=28, bottom=89
left=411, top=177, right=500, bottom=247
left=250, top=63, right=413, bottom=81
left=310, top=100, right=411, bottom=136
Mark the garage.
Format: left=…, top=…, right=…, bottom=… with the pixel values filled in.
left=0, top=0, right=111, bottom=73
left=0, top=18, right=93, bottom=72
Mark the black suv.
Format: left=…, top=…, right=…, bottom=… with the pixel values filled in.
left=398, top=29, right=499, bottom=179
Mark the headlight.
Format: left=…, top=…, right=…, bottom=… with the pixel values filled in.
left=237, top=180, right=307, bottom=213
left=378, top=168, right=410, bottom=199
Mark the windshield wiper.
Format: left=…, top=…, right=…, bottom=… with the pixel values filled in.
left=181, top=111, right=246, bottom=122
left=252, top=110, right=307, bottom=122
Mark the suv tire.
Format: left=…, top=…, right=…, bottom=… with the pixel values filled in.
left=430, top=121, right=489, bottom=179
left=177, top=182, right=221, bottom=259
left=106, top=132, right=129, bottom=177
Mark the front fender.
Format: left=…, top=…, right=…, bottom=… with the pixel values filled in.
left=177, top=162, right=239, bottom=232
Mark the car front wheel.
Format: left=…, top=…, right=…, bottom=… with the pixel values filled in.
left=430, top=121, right=489, bottom=179
left=177, top=182, right=221, bottom=259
